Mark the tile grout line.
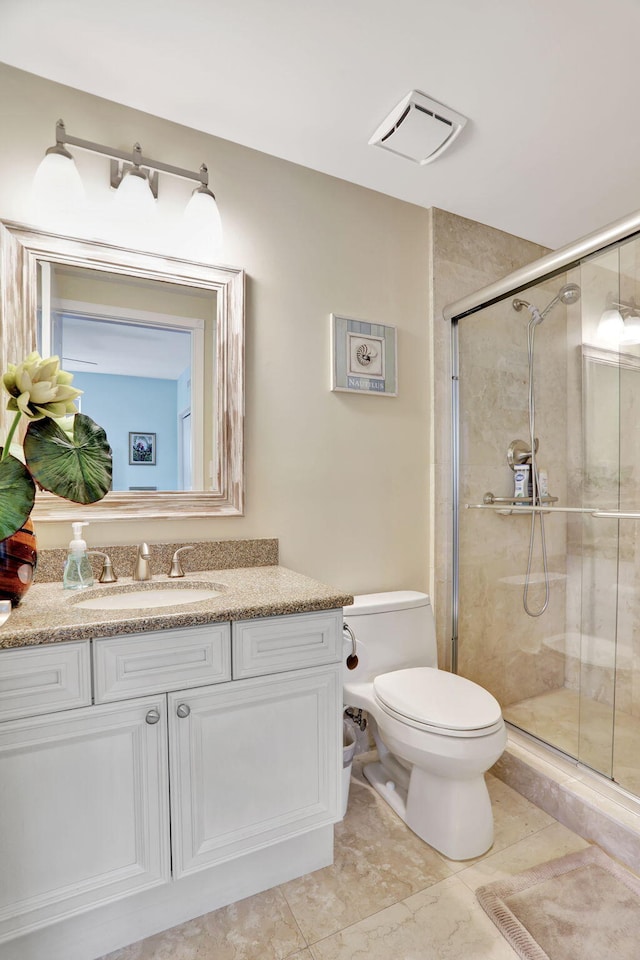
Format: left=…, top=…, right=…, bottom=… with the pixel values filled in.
left=277, top=885, right=312, bottom=953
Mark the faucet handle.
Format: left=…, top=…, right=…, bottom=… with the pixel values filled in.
left=169, top=545, right=195, bottom=578
left=87, top=551, right=118, bottom=583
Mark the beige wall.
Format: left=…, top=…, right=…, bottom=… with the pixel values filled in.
left=0, top=63, right=431, bottom=596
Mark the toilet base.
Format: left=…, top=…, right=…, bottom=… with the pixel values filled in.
left=363, top=760, right=494, bottom=861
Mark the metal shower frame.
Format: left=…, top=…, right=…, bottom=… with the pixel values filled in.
left=442, top=207, right=640, bottom=674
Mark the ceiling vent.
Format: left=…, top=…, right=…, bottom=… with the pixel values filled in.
left=369, top=91, right=467, bottom=165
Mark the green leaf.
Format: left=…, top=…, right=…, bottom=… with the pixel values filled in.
left=0, top=454, right=36, bottom=540
left=24, top=414, right=112, bottom=504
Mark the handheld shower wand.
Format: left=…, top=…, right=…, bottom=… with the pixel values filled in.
left=511, top=282, right=581, bottom=618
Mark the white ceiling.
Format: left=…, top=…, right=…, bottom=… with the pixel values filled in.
left=2, top=0, right=640, bottom=249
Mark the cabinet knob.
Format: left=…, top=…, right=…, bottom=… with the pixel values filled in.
left=145, top=709, right=161, bottom=725
left=176, top=703, right=191, bottom=719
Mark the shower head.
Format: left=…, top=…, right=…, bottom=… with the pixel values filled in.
left=512, top=283, right=581, bottom=322
left=539, top=283, right=581, bottom=319
left=560, top=283, right=581, bottom=304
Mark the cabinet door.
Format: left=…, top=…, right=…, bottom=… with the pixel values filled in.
left=0, top=695, right=170, bottom=942
left=169, top=664, right=341, bottom=877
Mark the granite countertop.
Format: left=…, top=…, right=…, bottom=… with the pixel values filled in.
left=0, top=566, right=354, bottom=650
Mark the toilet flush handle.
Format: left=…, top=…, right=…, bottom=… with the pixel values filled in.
left=344, top=622, right=358, bottom=670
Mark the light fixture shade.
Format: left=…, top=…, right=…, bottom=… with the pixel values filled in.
left=596, top=308, right=624, bottom=345
left=620, top=314, right=640, bottom=345
left=182, top=188, right=223, bottom=259
left=31, top=151, right=85, bottom=229
left=114, top=169, right=156, bottom=214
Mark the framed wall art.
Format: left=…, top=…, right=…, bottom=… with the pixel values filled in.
left=330, top=314, right=397, bottom=396
left=129, top=432, right=156, bottom=465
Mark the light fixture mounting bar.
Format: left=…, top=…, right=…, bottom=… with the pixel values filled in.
left=54, top=119, right=210, bottom=191
left=612, top=299, right=640, bottom=312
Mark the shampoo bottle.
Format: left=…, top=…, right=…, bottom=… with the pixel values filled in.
left=63, top=522, right=94, bottom=590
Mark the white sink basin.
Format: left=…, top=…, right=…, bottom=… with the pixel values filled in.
left=73, top=585, right=223, bottom=611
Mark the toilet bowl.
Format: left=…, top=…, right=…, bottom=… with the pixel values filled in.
left=343, top=591, right=506, bottom=860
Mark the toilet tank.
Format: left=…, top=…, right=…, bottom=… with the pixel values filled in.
left=343, top=591, right=436, bottom=684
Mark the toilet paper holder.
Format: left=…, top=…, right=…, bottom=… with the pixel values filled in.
left=344, top=622, right=358, bottom=670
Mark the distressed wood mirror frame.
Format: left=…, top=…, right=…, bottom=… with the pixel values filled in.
left=0, top=220, right=244, bottom=521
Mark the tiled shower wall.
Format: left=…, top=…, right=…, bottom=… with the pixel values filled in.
left=455, top=278, right=575, bottom=707
left=430, top=208, right=548, bottom=675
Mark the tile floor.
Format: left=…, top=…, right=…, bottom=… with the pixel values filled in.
left=100, top=753, right=594, bottom=960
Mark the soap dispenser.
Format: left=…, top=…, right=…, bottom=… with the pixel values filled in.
left=63, top=522, right=95, bottom=590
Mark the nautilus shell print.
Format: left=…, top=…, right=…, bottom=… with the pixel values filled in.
left=356, top=342, right=378, bottom=366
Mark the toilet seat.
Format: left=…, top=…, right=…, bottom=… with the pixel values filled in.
left=373, top=667, right=503, bottom=738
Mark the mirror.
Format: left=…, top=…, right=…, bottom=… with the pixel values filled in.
left=0, top=220, right=244, bottom=520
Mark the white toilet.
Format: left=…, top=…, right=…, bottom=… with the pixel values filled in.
left=343, top=590, right=506, bottom=860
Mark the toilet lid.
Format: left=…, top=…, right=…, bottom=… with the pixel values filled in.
left=373, top=668, right=502, bottom=732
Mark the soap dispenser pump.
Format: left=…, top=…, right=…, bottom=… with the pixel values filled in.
left=63, top=522, right=95, bottom=590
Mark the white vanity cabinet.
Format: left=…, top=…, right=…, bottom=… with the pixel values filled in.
left=0, top=608, right=342, bottom=957
left=169, top=663, right=340, bottom=876
left=0, top=693, right=170, bottom=944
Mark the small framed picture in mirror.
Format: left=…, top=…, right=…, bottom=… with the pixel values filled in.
left=129, top=433, right=156, bottom=466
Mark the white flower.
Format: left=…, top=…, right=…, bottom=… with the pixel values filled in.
left=2, top=352, right=82, bottom=421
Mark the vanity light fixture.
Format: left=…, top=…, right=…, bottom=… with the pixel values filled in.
left=597, top=296, right=640, bottom=346
left=34, top=120, right=222, bottom=248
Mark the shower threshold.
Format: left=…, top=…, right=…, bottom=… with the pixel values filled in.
left=493, top=724, right=640, bottom=875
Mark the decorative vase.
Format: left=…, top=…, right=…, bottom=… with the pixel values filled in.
left=0, top=516, right=38, bottom=606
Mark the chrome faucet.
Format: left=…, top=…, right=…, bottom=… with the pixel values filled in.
left=133, top=542, right=152, bottom=581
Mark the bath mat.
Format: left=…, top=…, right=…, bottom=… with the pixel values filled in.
left=476, top=846, right=640, bottom=960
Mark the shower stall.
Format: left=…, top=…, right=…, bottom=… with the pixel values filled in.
left=446, top=211, right=640, bottom=799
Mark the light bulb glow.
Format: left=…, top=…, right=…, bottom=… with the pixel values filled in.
left=31, top=151, right=85, bottom=229
left=182, top=189, right=223, bottom=260
left=114, top=170, right=156, bottom=215
left=620, top=314, right=640, bottom=346
left=596, top=308, right=624, bottom=346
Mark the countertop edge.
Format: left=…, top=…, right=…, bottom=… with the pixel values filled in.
left=0, top=565, right=354, bottom=649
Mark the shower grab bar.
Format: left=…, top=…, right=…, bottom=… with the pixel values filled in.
left=479, top=494, right=559, bottom=504
left=466, top=502, right=640, bottom=520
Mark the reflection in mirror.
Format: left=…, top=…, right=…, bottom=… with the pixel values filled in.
left=39, top=264, right=215, bottom=492
left=0, top=220, right=244, bottom=521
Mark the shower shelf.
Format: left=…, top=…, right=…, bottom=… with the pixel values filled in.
left=481, top=493, right=559, bottom=505
left=466, top=495, right=640, bottom=520
left=465, top=492, right=559, bottom=515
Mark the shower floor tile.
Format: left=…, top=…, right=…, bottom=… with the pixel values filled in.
left=504, top=687, right=640, bottom=795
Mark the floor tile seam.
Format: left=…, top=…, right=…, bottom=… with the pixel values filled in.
left=312, top=872, right=479, bottom=950
left=276, top=885, right=311, bottom=951
left=285, top=894, right=410, bottom=948
left=452, top=823, right=572, bottom=894
left=301, top=892, right=418, bottom=952
left=286, top=877, right=442, bottom=948
left=469, top=819, right=560, bottom=874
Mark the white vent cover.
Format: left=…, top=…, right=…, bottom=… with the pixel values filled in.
left=369, top=91, right=467, bottom=165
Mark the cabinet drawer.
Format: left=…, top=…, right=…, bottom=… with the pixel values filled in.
left=94, top=624, right=231, bottom=702
left=0, top=641, right=91, bottom=722
left=232, top=609, right=342, bottom=679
